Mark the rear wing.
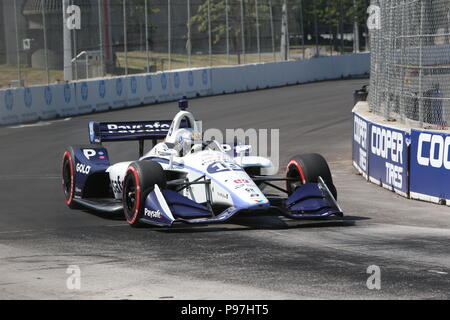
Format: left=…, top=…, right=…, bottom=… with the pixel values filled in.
left=88, top=120, right=190, bottom=157
left=88, top=120, right=175, bottom=144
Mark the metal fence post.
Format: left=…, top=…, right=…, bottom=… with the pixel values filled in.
left=399, top=0, right=406, bottom=122
left=313, top=0, right=319, bottom=56
left=299, top=0, right=305, bottom=59
left=418, top=0, right=424, bottom=127
left=240, top=0, right=246, bottom=64
left=13, top=0, right=22, bottom=85
left=353, top=0, right=360, bottom=53
left=225, top=0, right=230, bottom=64
left=41, top=2, right=50, bottom=84
left=98, top=0, right=104, bottom=76
left=123, top=0, right=128, bottom=75
left=207, top=0, right=212, bottom=66
left=187, top=0, right=192, bottom=68
left=269, top=0, right=276, bottom=61
left=384, top=0, right=393, bottom=120
left=255, top=0, right=261, bottom=63
left=168, top=0, right=171, bottom=70
left=145, top=0, right=151, bottom=72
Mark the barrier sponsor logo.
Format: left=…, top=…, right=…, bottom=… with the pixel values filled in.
left=202, top=70, right=208, bottom=85
left=416, top=132, right=450, bottom=169
left=116, top=78, right=123, bottom=96
left=44, top=86, right=53, bottom=106
left=98, top=80, right=106, bottom=98
left=188, top=71, right=194, bottom=87
left=352, top=114, right=368, bottom=174
left=146, top=75, right=152, bottom=92
left=174, top=72, right=180, bottom=89
left=130, top=77, right=137, bottom=94
left=369, top=123, right=409, bottom=192
left=410, top=130, right=450, bottom=200
left=4, top=90, right=13, bottom=110
left=24, top=88, right=32, bottom=108
left=161, top=73, right=167, bottom=90
left=64, top=84, right=71, bottom=103
left=81, top=82, right=89, bottom=101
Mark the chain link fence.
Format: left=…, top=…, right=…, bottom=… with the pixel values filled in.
left=368, top=0, right=450, bottom=129
left=0, top=0, right=368, bottom=89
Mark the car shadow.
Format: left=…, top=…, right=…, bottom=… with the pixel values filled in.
left=79, top=208, right=370, bottom=233
left=152, top=215, right=370, bottom=234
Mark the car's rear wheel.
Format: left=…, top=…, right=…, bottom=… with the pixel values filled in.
left=122, top=161, right=167, bottom=227
left=61, top=147, right=79, bottom=209
left=285, top=153, right=337, bottom=199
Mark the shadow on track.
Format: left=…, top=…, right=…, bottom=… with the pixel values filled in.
left=78, top=208, right=369, bottom=233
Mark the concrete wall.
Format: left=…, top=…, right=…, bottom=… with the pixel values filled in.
left=1, top=52, right=370, bottom=126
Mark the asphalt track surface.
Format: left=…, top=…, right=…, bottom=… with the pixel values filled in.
left=0, top=79, right=449, bottom=299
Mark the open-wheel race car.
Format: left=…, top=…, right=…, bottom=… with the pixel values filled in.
left=61, top=99, right=343, bottom=228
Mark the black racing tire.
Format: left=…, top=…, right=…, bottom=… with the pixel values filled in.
left=122, top=161, right=167, bottom=227
left=61, top=147, right=78, bottom=209
left=61, top=145, right=95, bottom=209
left=285, top=153, right=337, bottom=199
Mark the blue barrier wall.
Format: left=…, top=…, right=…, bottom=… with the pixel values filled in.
left=1, top=53, right=369, bottom=126
left=410, top=129, right=450, bottom=204
left=352, top=108, right=410, bottom=196
left=353, top=102, right=450, bottom=205
left=352, top=112, right=369, bottom=178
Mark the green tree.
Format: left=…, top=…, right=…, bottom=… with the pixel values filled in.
left=192, top=0, right=276, bottom=64
left=111, top=0, right=159, bottom=50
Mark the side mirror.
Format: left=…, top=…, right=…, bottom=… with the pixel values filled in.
left=221, top=144, right=232, bottom=152
left=235, top=145, right=252, bottom=154
left=158, top=149, right=178, bottom=157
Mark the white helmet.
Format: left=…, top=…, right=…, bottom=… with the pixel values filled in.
left=173, top=129, right=194, bottom=156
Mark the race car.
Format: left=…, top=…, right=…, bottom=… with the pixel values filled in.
left=61, top=99, right=342, bottom=227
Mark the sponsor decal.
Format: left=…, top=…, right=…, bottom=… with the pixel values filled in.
left=217, top=191, right=229, bottom=200
left=174, top=72, right=180, bottom=88
left=98, top=80, right=106, bottom=98
left=145, top=208, right=161, bottom=219
left=24, top=87, right=32, bottom=108
left=416, top=132, right=450, bottom=169
left=233, top=179, right=250, bottom=184
left=188, top=71, right=194, bottom=87
left=410, top=130, right=450, bottom=199
left=370, top=124, right=406, bottom=190
left=76, top=163, right=91, bottom=175
left=112, top=176, right=123, bottom=194
left=146, top=75, right=152, bottom=92
left=64, top=84, right=71, bottom=103
left=83, top=149, right=96, bottom=160
left=130, top=77, right=137, bottom=94
left=161, top=73, right=167, bottom=90
left=4, top=90, right=13, bottom=110
left=116, top=78, right=123, bottom=96
left=81, top=82, right=89, bottom=101
left=353, top=114, right=368, bottom=172
left=44, top=86, right=52, bottom=106
left=202, top=70, right=208, bottom=85
left=105, top=122, right=170, bottom=134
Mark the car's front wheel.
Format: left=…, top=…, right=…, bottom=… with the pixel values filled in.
left=122, top=161, right=167, bottom=227
left=285, top=153, right=337, bottom=199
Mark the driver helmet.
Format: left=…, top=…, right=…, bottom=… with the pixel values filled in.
left=174, top=129, right=194, bottom=156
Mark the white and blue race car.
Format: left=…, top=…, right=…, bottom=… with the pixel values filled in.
left=61, top=99, right=342, bottom=228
